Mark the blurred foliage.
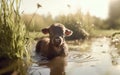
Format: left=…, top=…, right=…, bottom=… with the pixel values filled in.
left=0, top=0, right=28, bottom=59
left=108, top=0, right=120, bottom=29
left=22, top=10, right=110, bottom=40
left=21, top=0, right=120, bottom=40
left=55, top=11, right=90, bottom=40
left=93, top=17, right=109, bottom=29
left=0, top=0, right=30, bottom=74
left=21, top=13, right=54, bottom=32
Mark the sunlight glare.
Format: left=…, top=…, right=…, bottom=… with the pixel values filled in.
left=20, top=0, right=110, bottom=19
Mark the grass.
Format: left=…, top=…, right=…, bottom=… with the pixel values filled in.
left=67, top=29, right=120, bottom=52
left=28, top=29, right=120, bottom=53
left=28, top=31, right=45, bottom=39
left=91, top=29, right=120, bottom=37
left=28, top=29, right=120, bottom=40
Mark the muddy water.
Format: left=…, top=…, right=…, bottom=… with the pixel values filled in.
left=28, top=37, right=120, bottom=75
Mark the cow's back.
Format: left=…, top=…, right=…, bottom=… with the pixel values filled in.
left=35, top=38, right=50, bottom=57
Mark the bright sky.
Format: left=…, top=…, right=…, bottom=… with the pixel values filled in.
left=20, top=0, right=110, bottom=19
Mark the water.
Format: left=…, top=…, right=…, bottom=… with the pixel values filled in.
left=1, top=37, right=119, bottom=75
left=0, top=37, right=120, bottom=75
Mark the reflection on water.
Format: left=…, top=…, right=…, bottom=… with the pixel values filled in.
left=28, top=40, right=92, bottom=75
left=47, top=56, right=67, bottom=75
left=29, top=37, right=120, bottom=75
left=0, top=57, right=28, bottom=75
left=1, top=37, right=120, bottom=75
left=29, top=55, right=67, bottom=75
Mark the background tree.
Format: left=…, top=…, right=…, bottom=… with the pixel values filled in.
left=93, top=16, right=109, bottom=29
left=108, top=0, right=120, bottom=29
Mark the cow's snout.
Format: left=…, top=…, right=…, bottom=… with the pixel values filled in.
left=53, top=36, right=63, bottom=46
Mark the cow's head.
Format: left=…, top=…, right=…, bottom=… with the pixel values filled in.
left=42, top=23, right=73, bottom=47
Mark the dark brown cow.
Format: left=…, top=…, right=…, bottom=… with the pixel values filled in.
left=35, top=23, right=73, bottom=60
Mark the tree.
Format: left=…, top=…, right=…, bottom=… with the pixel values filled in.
left=108, top=0, right=120, bottom=29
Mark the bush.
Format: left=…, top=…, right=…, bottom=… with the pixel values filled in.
left=55, top=12, right=90, bottom=40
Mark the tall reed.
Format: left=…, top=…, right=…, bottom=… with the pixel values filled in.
left=0, top=0, right=29, bottom=74
left=0, top=0, right=28, bottom=59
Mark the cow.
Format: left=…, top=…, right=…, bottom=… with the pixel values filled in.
left=35, top=23, right=73, bottom=60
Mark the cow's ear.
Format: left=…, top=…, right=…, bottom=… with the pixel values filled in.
left=65, top=29, right=73, bottom=36
left=42, top=28, right=49, bottom=34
